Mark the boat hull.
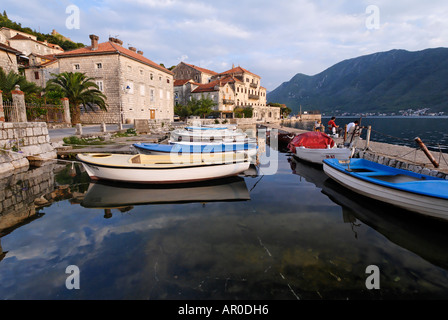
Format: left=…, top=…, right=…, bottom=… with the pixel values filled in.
left=323, top=159, right=448, bottom=220
left=294, top=147, right=352, bottom=164
left=77, top=153, right=250, bottom=184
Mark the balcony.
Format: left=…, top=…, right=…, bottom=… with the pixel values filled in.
left=222, top=99, right=234, bottom=105
left=250, top=83, right=258, bottom=88
left=248, top=94, right=259, bottom=100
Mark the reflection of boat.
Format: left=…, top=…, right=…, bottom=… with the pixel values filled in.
left=323, top=158, right=448, bottom=220
left=76, top=152, right=250, bottom=184
left=321, top=178, right=448, bottom=270
left=288, top=132, right=352, bottom=164
left=288, top=156, right=329, bottom=188
left=81, top=176, right=250, bottom=208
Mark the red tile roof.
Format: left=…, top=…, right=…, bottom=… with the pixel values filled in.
left=56, top=41, right=173, bottom=75
left=191, top=75, right=237, bottom=93
left=0, top=42, right=22, bottom=54
left=218, top=66, right=259, bottom=78
left=183, top=62, right=218, bottom=75
left=9, top=34, right=63, bottom=51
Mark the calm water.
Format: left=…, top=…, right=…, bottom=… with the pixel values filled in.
left=1, top=140, right=448, bottom=300
left=287, top=116, right=448, bottom=151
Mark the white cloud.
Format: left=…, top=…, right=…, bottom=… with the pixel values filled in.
left=2, top=0, right=448, bottom=90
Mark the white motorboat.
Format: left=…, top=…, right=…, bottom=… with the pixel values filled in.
left=288, top=131, right=352, bottom=165
left=76, top=152, right=250, bottom=184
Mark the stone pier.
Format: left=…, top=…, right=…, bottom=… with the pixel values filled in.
left=0, top=122, right=57, bottom=176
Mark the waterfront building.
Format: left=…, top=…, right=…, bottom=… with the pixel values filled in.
left=55, top=35, right=174, bottom=124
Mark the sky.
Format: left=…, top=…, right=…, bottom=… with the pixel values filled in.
left=3, top=0, right=448, bottom=91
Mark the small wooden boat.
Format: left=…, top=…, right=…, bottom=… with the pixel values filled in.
left=133, top=142, right=258, bottom=157
left=76, top=152, right=250, bottom=184
left=323, top=158, right=448, bottom=220
left=170, top=128, right=247, bottom=143
left=288, top=131, right=352, bottom=164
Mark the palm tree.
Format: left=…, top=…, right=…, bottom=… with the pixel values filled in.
left=0, top=67, right=42, bottom=100
left=46, top=72, right=107, bottom=124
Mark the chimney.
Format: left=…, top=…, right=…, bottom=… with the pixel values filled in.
left=108, top=37, right=123, bottom=46
left=89, top=34, right=99, bottom=51
left=137, top=50, right=144, bottom=55
left=129, top=47, right=137, bottom=52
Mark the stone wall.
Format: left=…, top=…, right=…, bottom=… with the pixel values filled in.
left=0, top=122, right=57, bottom=176
left=356, top=149, right=448, bottom=179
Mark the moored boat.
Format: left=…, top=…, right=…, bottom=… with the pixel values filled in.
left=288, top=131, right=352, bottom=164
left=323, top=158, right=448, bottom=220
left=170, top=127, right=247, bottom=143
left=133, top=142, right=258, bottom=157
left=76, top=152, right=250, bottom=184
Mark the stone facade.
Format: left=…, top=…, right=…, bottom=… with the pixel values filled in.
left=0, top=122, right=57, bottom=176
left=56, top=35, right=174, bottom=124
left=172, top=62, right=217, bottom=84
left=174, top=64, right=273, bottom=120
left=24, top=56, right=59, bottom=88
left=0, top=43, right=20, bottom=73
left=7, top=34, right=63, bottom=56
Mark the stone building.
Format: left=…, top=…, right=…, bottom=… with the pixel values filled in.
left=7, top=33, right=64, bottom=57
left=0, top=42, right=21, bottom=73
left=172, top=62, right=217, bottom=84
left=173, top=63, right=275, bottom=120
left=23, top=55, right=59, bottom=88
left=55, top=35, right=174, bottom=124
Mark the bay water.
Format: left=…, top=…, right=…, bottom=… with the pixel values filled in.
left=1, top=117, right=448, bottom=300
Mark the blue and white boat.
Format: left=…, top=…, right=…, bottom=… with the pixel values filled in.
left=323, top=158, right=448, bottom=220
left=133, top=142, right=258, bottom=157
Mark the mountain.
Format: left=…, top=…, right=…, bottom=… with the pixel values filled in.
left=267, top=48, right=448, bottom=114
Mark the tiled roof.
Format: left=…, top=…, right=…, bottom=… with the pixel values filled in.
left=191, top=75, right=236, bottom=93
left=56, top=41, right=173, bottom=75
left=0, top=42, right=22, bottom=54
left=9, top=34, right=64, bottom=51
left=183, top=62, right=218, bottom=75
left=218, top=66, right=259, bottom=78
left=174, top=79, right=193, bottom=86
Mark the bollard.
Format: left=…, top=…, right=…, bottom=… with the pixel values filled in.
left=101, top=122, right=107, bottom=132
left=415, top=137, right=439, bottom=168
left=75, top=123, right=83, bottom=135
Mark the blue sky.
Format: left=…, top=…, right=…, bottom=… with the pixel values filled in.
left=3, top=0, right=448, bottom=91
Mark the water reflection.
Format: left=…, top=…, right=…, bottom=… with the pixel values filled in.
left=289, top=156, right=448, bottom=272
left=81, top=177, right=251, bottom=211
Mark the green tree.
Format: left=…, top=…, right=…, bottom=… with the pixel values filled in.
left=189, top=95, right=216, bottom=118
left=46, top=72, right=107, bottom=125
left=0, top=67, right=42, bottom=101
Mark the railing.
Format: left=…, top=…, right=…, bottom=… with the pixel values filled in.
left=250, top=83, right=258, bottom=88
left=222, top=99, right=234, bottom=105
left=2, top=101, right=65, bottom=123
left=248, top=94, right=259, bottom=100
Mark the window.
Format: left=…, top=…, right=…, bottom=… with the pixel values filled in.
left=150, top=88, right=155, bottom=102
left=159, top=89, right=163, bottom=99
left=34, top=71, right=39, bottom=80
left=96, top=63, right=102, bottom=69
left=167, top=78, right=170, bottom=84
left=127, top=65, right=132, bottom=72
left=140, top=84, right=145, bottom=96
left=166, top=90, right=170, bottom=100
left=140, top=69, right=144, bottom=76
left=74, top=64, right=80, bottom=70
left=150, top=73, right=154, bottom=80
left=96, top=80, right=104, bottom=92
